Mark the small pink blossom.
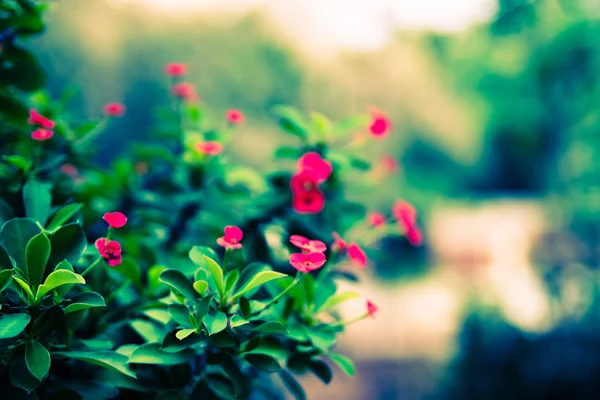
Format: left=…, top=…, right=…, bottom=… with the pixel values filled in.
left=135, top=162, right=149, bottom=175
left=103, top=103, right=126, bottom=117
left=296, top=152, right=332, bottom=184
left=95, top=238, right=122, bottom=267
left=368, top=212, right=386, bottom=227
left=368, top=109, right=392, bottom=139
left=380, top=155, right=399, bottom=173
left=60, top=164, right=80, bottom=178
left=217, top=226, right=243, bottom=250
left=290, top=235, right=326, bottom=253
left=289, top=252, right=326, bottom=273
left=28, top=109, right=55, bottom=129
left=332, top=232, right=348, bottom=253
left=103, top=212, right=128, bottom=229
left=392, top=200, right=417, bottom=226
left=165, top=63, right=187, bottom=77
left=347, top=243, right=367, bottom=268
left=171, top=82, right=196, bottom=100
left=31, top=129, right=53, bottom=141
left=406, top=225, right=423, bottom=246
left=195, top=141, right=223, bottom=156
left=290, top=169, right=320, bottom=193
left=226, top=109, right=245, bottom=125
left=292, top=189, right=325, bottom=214
left=366, top=300, right=378, bottom=318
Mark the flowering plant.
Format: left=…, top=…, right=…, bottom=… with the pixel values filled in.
left=0, top=2, right=423, bottom=399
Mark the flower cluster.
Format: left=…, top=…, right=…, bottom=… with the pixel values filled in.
left=94, top=212, right=127, bottom=267
left=291, top=152, right=332, bottom=214
left=393, top=200, right=423, bottom=246
left=289, top=235, right=327, bottom=273
left=28, top=109, right=55, bottom=141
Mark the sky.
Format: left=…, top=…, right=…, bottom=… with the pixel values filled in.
left=109, top=0, right=497, bottom=52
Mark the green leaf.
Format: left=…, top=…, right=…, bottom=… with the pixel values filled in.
left=243, top=336, right=263, bottom=352
left=244, top=354, right=281, bottom=372
left=188, top=245, right=220, bottom=266
left=0, top=313, right=31, bottom=339
left=316, top=291, right=361, bottom=313
left=79, top=339, right=114, bottom=350
left=10, top=358, right=41, bottom=394
left=235, top=262, right=271, bottom=292
left=0, top=243, right=12, bottom=270
left=128, top=343, right=195, bottom=365
left=232, top=271, right=286, bottom=301
left=0, top=218, right=41, bottom=272
left=168, top=304, right=193, bottom=328
left=0, top=268, right=13, bottom=292
left=3, top=155, right=31, bottom=172
left=45, top=203, right=83, bottom=232
left=114, top=256, right=141, bottom=286
left=273, top=105, right=309, bottom=139
left=25, top=340, right=50, bottom=381
left=143, top=309, right=171, bottom=325
left=176, top=328, right=196, bottom=340
left=13, top=275, right=34, bottom=303
left=274, top=146, right=301, bottom=159
left=230, top=315, right=248, bottom=328
left=328, top=353, right=355, bottom=376
left=201, top=255, right=224, bottom=298
left=279, top=370, right=306, bottom=400
left=35, top=268, right=85, bottom=301
left=47, top=223, right=87, bottom=273
left=239, top=296, right=251, bottom=318
left=25, top=231, right=50, bottom=290
left=349, top=157, right=372, bottom=171
left=202, top=311, right=227, bottom=335
left=22, top=180, right=52, bottom=225
left=308, top=328, right=336, bottom=352
left=55, top=351, right=136, bottom=378
left=63, top=291, right=105, bottom=314
left=254, top=321, right=288, bottom=335
left=130, top=319, right=166, bottom=343
left=224, top=270, right=239, bottom=296
left=308, top=360, right=332, bottom=384
left=161, top=330, right=204, bottom=353
left=95, top=369, right=151, bottom=393
left=193, top=280, right=208, bottom=295
left=53, top=259, right=75, bottom=297
left=159, top=269, right=198, bottom=303
left=31, top=307, right=64, bottom=336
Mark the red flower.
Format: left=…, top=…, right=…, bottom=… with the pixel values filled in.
left=368, top=212, right=386, bottom=227
left=347, top=243, right=367, bottom=268
left=392, top=200, right=417, bottom=226
left=171, top=82, right=195, bottom=99
left=289, top=252, right=326, bottom=273
left=368, top=109, right=392, bottom=139
left=366, top=300, right=378, bottom=318
left=165, top=63, right=187, bottom=77
left=95, top=238, right=122, bottom=267
left=217, top=226, right=243, bottom=250
left=28, top=109, right=55, bottom=129
left=31, top=129, right=53, bottom=141
left=195, top=141, right=223, bottom=156
left=292, top=189, right=325, bottom=214
left=226, top=109, right=244, bottom=125
left=406, top=225, right=423, bottom=246
left=290, top=235, right=326, bottom=253
left=103, top=103, right=126, bottom=117
left=380, top=155, right=399, bottom=173
left=332, top=232, right=348, bottom=253
left=103, top=212, right=127, bottom=229
left=290, top=169, right=320, bottom=193
left=297, top=152, right=332, bottom=183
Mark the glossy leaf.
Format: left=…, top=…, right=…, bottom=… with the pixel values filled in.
left=254, top=321, right=288, bottom=335
left=35, top=268, right=85, bottom=301
left=45, top=203, right=83, bottom=232
left=130, top=319, right=165, bottom=343
left=25, top=340, right=50, bottom=381
left=0, top=243, right=12, bottom=270
left=201, top=255, right=224, bottom=298
left=55, top=351, right=136, bottom=378
left=159, top=269, right=198, bottom=303
left=232, top=271, right=286, bottom=300
left=0, top=218, right=41, bottom=272
left=63, top=291, right=105, bottom=314
left=47, top=223, right=87, bottom=273
left=328, top=353, right=355, bottom=376
left=10, top=358, right=41, bottom=394
left=3, top=155, right=31, bottom=172
left=309, top=360, right=333, bottom=384
left=25, top=231, right=50, bottom=290
left=203, top=311, right=227, bottom=335
left=0, top=268, right=13, bottom=292
left=188, top=245, right=220, bottom=266
left=230, top=315, right=249, bottom=328
left=129, top=343, right=195, bottom=365
left=0, top=313, right=31, bottom=339
left=316, top=291, right=361, bottom=313
left=176, top=328, right=196, bottom=340
left=168, top=304, right=193, bottom=328
left=115, top=256, right=141, bottom=286
left=224, top=270, right=239, bottom=296
left=13, top=275, right=34, bottom=303
left=23, top=180, right=52, bottom=225
left=244, top=354, right=281, bottom=372
left=193, top=280, right=208, bottom=295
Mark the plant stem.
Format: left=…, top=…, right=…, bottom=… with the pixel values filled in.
left=329, top=313, right=368, bottom=328
left=81, top=257, right=103, bottom=277
left=222, top=249, right=231, bottom=273
left=250, top=272, right=303, bottom=317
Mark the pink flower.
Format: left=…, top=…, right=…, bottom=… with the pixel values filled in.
left=28, top=109, right=55, bottom=129
left=292, top=189, right=325, bottom=214
left=380, top=155, right=399, bottom=174
left=297, top=152, right=332, bottom=183
left=103, top=212, right=127, bottom=229
left=392, top=200, right=417, bottom=226
left=226, top=109, right=244, bottom=125
left=368, top=109, right=392, bottom=139
left=217, top=226, right=243, bottom=250
left=289, top=252, right=326, bottom=273
left=95, top=238, right=122, bottom=267
left=171, top=82, right=195, bottom=99
left=347, top=243, right=367, bottom=268
left=406, top=225, right=423, bottom=246
left=368, top=212, right=386, bottom=227
left=366, top=300, right=378, bottom=318
left=60, top=163, right=79, bottom=178
left=135, top=162, right=148, bottom=175
left=332, top=232, right=348, bottom=253
left=195, top=141, right=223, bottom=156
left=103, top=103, right=125, bottom=117
left=165, top=63, right=187, bottom=77
left=290, top=169, right=320, bottom=193
left=290, top=235, right=326, bottom=253
left=31, top=129, right=53, bottom=141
